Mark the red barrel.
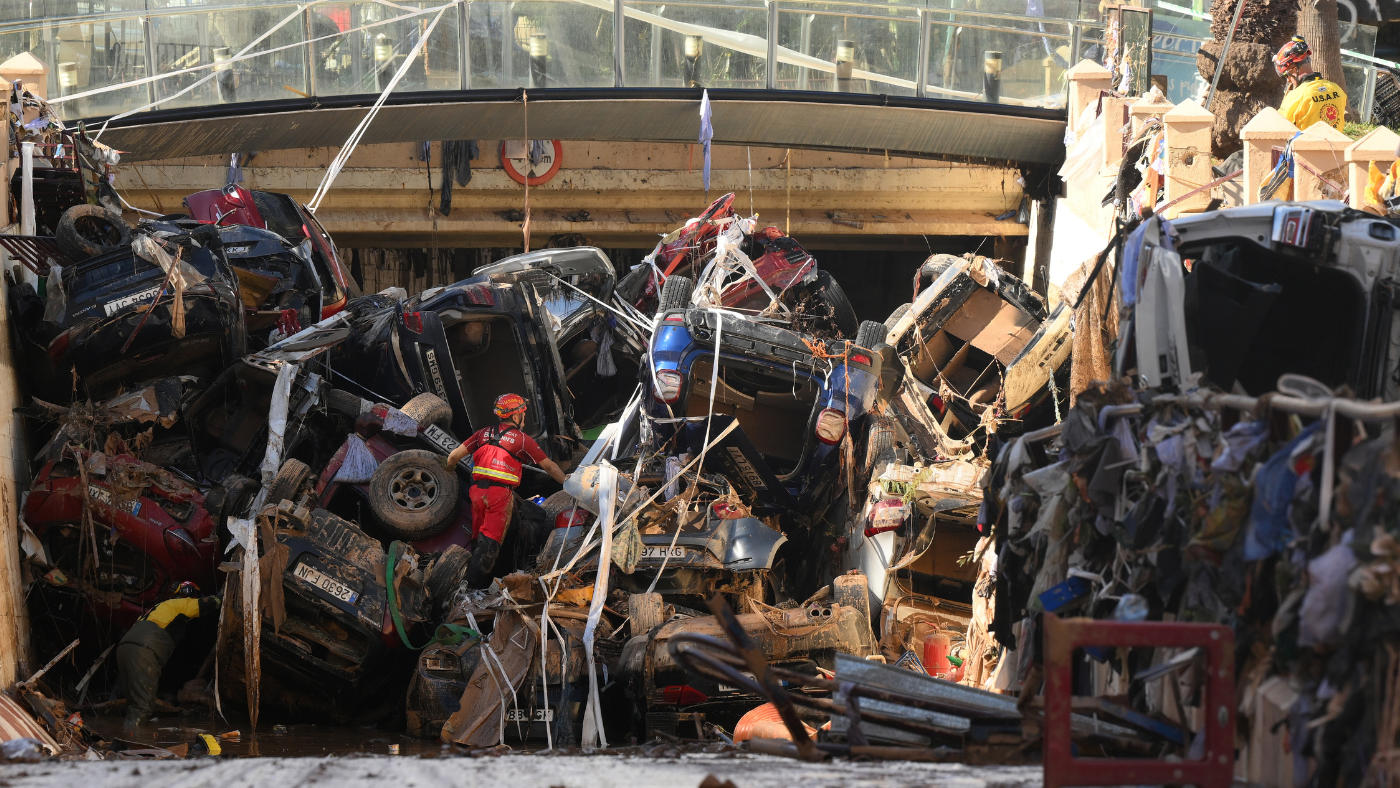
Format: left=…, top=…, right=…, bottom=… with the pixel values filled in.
left=923, top=632, right=952, bottom=677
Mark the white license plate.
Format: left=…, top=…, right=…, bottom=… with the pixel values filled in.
left=293, top=563, right=358, bottom=604
left=104, top=285, right=163, bottom=317
left=506, top=707, right=554, bottom=722
left=640, top=546, right=691, bottom=561
left=87, top=484, right=112, bottom=505
left=424, top=424, right=458, bottom=454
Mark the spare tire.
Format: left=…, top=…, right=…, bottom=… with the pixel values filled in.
left=427, top=544, right=471, bottom=601
left=883, top=303, right=911, bottom=332
left=400, top=392, right=453, bottom=430
left=658, top=275, right=693, bottom=312
left=266, top=459, right=311, bottom=505
left=56, top=205, right=130, bottom=261
left=326, top=388, right=367, bottom=417
left=368, top=449, right=459, bottom=540
left=854, top=320, right=885, bottom=350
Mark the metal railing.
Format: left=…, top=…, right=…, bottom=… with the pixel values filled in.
left=0, top=0, right=1378, bottom=125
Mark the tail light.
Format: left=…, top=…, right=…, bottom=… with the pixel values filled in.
left=849, top=352, right=872, bottom=366
left=403, top=311, right=424, bottom=333
left=163, top=527, right=200, bottom=562
left=555, top=508, right=588, bottom=529
left=47, top=329, right=72, bottom=364
left=653, top=370, right=682, bottom=404
left=865, top=497, right=908, bottom=537
left=815, top=408, right=847, bottom=445
left=660, top=685, right=708, bottom=705
left=930, top=395, right=946, bottom=416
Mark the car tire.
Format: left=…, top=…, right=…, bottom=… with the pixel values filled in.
left=326, top=388, right=366, bottom=417
left=400, top=393, right=453, bottom=430
left=917, top=255, right=959, bottom=294
left=862, top=414, right=897, bottom=474
left=55, top=205, right=130, bottom=261
left=854, top=320, right=885, bottom=350
left=208, top=473, right=259, bottom=526
left=658, top=275, right=693, bottom=312
left=884, top=303, right=911, bottom=332
left=817, top=271, right=859, bottom=339
left=266, top=459, right=311, bottom=505
left=541, top=490, right=580, bottom=527
left=427, top=544, right=471, bottom=602
left=368, top=449, right=459, bottom=540
left=629, top=592, right=668, bottom=636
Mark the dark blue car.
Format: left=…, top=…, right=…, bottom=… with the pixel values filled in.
left=643, top=307, right=888, bottom=520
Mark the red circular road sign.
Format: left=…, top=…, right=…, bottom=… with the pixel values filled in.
left=500, top=140, right=563, bottom=186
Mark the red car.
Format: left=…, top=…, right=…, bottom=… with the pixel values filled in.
left=184, top=186, right=360, bottom=321
left=25, top=449, right=220, bottom=628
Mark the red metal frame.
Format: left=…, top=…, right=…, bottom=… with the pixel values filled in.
left=1042, top=614, right=1235, bottom=788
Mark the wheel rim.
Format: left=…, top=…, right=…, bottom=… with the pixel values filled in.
left=389, top=467, right=439, bottom=512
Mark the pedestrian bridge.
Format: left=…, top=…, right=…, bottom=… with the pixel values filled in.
left=0, top=0, right=1257, bottom=167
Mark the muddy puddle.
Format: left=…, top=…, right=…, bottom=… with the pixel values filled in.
left=82, top=716, right=463, bottom=758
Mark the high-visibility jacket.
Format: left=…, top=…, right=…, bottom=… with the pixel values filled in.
left=463, top=423, right=545, bottom=486
left=1280, top=73, right=1347, bottom=132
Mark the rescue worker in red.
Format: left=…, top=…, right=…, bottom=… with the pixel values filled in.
left=444, top=393, right=567, bottom=586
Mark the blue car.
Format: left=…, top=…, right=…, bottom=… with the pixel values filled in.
left=643, top=306, right=892, bottom=520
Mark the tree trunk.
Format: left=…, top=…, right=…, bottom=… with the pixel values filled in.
left=1298, top=0, right=1352, bottom=112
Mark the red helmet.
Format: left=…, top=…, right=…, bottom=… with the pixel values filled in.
left=494, top=393, right=527, bottom=419
left=1274, top=35, right=1311, bottom=77
left=175, top=581, right=201, bottom=598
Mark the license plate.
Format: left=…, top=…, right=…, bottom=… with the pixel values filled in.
left=87, top=484, right=112, bottom=505
left=293, top=562, right=358, bottom=604
left=640, top=546, right=691, bottom=561
left=506, top=707, right=553, bottom=722
left=424, top=424, right=458, bottom=454
left=104, top=285, right=163, bottom=317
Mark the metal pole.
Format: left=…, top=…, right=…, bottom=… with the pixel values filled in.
left=141, top=15, right=157, bottom=105
left=302, top=7, right=315, bottom=98
left=1363, top=64, right=1377, bottom=123
left=614, top=0, right=625, bottom=87
left=916, top=10, right=930, bottom=98
left=766, top=0, right=778, bottom=90
left=1205, top=0, right=1247, bottom=112
left=351, top=3, right=364, bottom=89
left=1070, top=22, right=1080, bottom=63
left=503, top=1, right=514, bottom=86
left=459, top=0, right=471, bottom=90
left=798, top=13, right=813, bottom=90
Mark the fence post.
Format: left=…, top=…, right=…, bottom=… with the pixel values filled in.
left=1128, top=90, right=1173, bottom=138
left=1065, top=60, right=1112, bottom=135
left=1291, top=121, right=1352, bottom=202
left=1345, top=125, right=1400, bottom=214
left=1163, top=98, right=1214, bottom=218
left=1102, top=95, right=1131, bottom=170
left=0, top=53, right=49, bottom=99
left=1240, top=108, right=1299, bottom=205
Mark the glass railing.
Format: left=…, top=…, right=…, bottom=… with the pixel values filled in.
left=0, top=0, right=1380, bottom=124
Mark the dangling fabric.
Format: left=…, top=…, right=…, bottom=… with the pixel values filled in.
left=699, top=90, right=713, bottom=191
left=332, top=434, right=380, bottom=484
left=591, top=320, right=616, bottom=377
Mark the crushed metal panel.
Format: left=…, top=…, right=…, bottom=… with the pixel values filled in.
left=941, top=289, right=1039, bottom=365
left=441, top=610, right=540, bottom=746
left=833, top=651, right=1021, bottom=720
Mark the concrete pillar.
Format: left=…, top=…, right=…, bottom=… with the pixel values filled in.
left=1292, top=121, right=1352, bottom=202
left=1241, top=108, right=1300, bottom=205
left=1065, top=60, right=1113, bottom=136
left=1163, top=99, right=1215, bottom=218
left=1345, top=126, right=1400, bottom=214
left=1102, top=95, right=1131, bottom=170
left=1128, top=91, right=1174, bottom=138
left=0, top=52, right=49, bottom=99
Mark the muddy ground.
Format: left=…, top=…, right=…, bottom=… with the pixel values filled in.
left=0, top=753, right=1041, bottom=788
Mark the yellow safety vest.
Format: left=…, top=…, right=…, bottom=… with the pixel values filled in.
left=1279, top=75, right=1347, bottom=132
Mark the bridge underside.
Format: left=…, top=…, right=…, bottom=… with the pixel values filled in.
left=97, top=90, right=1067, bottom=167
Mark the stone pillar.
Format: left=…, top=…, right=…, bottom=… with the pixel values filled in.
left=1128, top=91, right=1174, bottom=138
left=1292, top=122, right=1352, bottom=202
left=1102, top=95, right=1132, bottom=170
left=0, top=52, right=49, bottom=99
left=1163, top=99, right=1215, bottom=218
left=1065, top=60, right=1113, bottom=135
left=1240, top=108, right=1299, bottom=205
left=1345, top=126, right=1400, bottom=214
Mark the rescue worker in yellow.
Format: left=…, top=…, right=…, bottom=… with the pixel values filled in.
left=1275, top=35, right=1347, bottom=132
left=117, top=581, right=220, bottom=728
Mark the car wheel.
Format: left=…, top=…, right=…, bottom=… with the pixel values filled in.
left=862, top=415, right=897, bottom=476
left=817, top=271, right=859, bottom=339
left=658, top=275, right=694, bottom=312
left=368, top=449, right=459, bottom=540
left=400, top=393, right=454, bottom=430
left=266, top=459, right=311, bottom=505
left=541, top=490, right=580, bottom=527
left=55, top=205, right=130, bottom=261
left=326, top=388, right=367, bottom=417
left=854, top=320, right=885, bottom=350
left=207, top=473, right=259, bottom=527
left=628, top=592, right=668, bottom=636
left=427, top=544, right=471, bottom=602
left=883, top=303, right=911, bottom=332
